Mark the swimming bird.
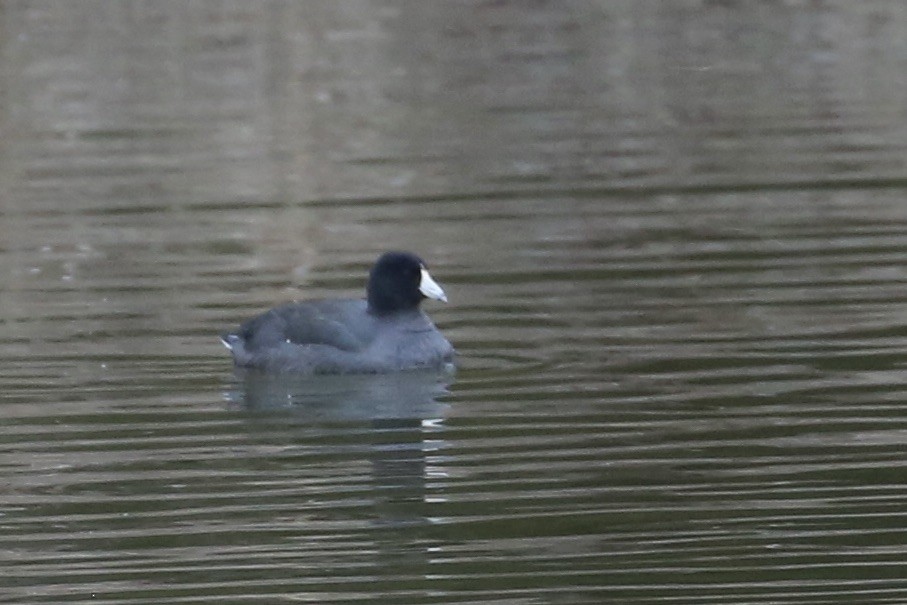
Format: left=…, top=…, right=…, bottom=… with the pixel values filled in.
left=221, top=251, right=454, bottom=374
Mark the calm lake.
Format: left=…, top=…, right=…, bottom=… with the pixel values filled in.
left=2, top=2, right=907, bottom=603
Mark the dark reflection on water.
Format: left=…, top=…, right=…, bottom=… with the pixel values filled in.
left=225, top=368, right=453, bottom=421
left=225, top=369, right=455, bottom=588
left=2, top=1, right=907, bottom=604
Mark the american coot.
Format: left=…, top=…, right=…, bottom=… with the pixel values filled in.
left=221, top=251, right=455, bottom=374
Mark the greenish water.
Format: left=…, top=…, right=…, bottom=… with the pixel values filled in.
left=2, top=3, right=907, bottom=604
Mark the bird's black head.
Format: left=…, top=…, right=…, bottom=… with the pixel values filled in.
left=366, top=251, right=447, bottom=315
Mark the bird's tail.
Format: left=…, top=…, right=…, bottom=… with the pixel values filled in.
left=220, top=333, right=252, bottom=366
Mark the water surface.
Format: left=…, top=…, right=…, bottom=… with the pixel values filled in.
left=2, top=3, right=907, bottom=604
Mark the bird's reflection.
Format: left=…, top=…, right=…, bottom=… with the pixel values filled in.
left=224, top=367, right=453, bottom=422
left=223, top=368, right=453, bottom=572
